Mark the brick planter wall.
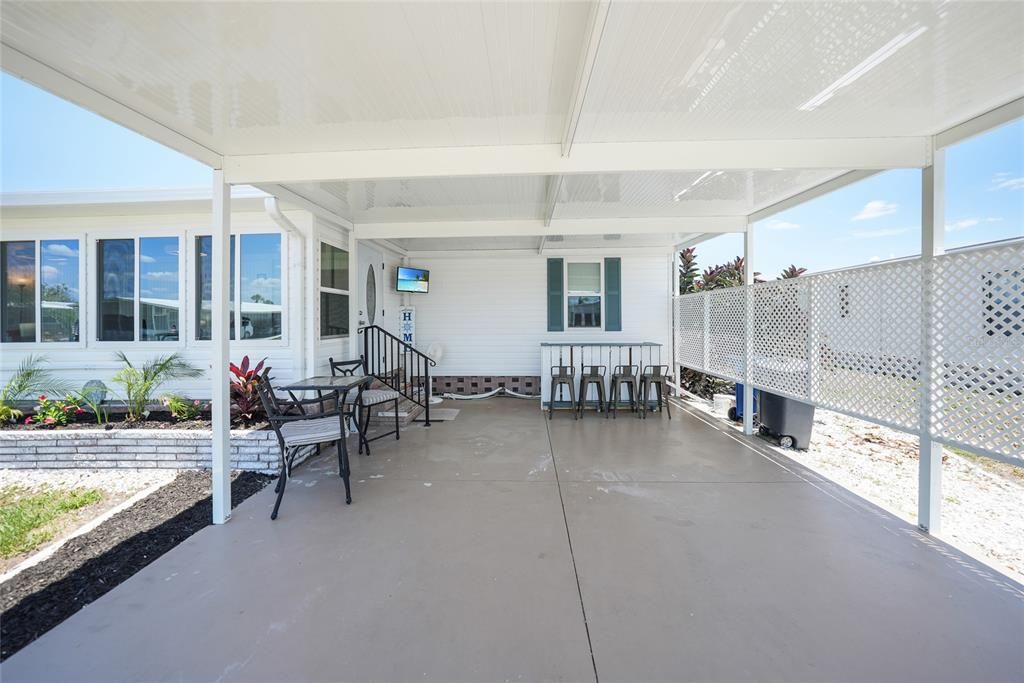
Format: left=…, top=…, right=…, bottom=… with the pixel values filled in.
left=431, top=375, right=541, bottom=396
left=0, top=429, right=282, bottom=474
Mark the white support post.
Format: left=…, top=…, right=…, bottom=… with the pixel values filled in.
left=742, top=224, right=755, bottom=436
left=669, top=249, right=680, bottom=390
left=211, top=171, right=232, bottom=524
left=918, top=151, right=945, bottom=534
left=348, top=228, right=359, bottom=359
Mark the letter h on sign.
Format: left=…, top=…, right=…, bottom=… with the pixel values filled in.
left=399, top=307, right=415, bottom=346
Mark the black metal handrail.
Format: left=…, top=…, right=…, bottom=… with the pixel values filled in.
left=358, top=325, right=436, bottom=426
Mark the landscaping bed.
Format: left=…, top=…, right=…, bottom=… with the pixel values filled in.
left=0, top=470, right=271, bottom=660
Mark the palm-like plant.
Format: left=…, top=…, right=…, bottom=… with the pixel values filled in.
left=0, top=355, right=71, bottom=423
left=111, top=352, right=203, bottom=421
left=779, top=264, right=808, bottom=279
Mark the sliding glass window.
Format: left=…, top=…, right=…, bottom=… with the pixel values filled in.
left=1, top=242, right=36, bottom=343
left=40, top=240, right=80, bottom=342
left=196, top=234, right=281, bottom=341
left=97, top=239, right=135, bottom=341
left=139, top=237, right=180, bottom=341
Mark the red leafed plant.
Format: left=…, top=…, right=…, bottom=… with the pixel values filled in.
left=229, top=356, right=269, bottom=425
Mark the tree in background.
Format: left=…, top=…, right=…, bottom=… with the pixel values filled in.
left=779, top=264, right=807, bottom=279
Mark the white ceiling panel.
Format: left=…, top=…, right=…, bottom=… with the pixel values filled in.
left=1, top=1, right=590, bottom=154
left=291, top=175, right=548, bottom=224
left=552, top=169, right=846, bottom=219
left=575, top=1, right=1024, bottom=143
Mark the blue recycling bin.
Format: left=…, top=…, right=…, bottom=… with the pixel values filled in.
left=729, top=383, right=758, bottom=422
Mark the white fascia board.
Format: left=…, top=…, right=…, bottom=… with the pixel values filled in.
left=2, top=44, right=222, bottom=168
left=354, top=217, right=745, bottom=240
left=747, top=170, right=880, bottom=223
left=934, top=96, right=1024, bottom=150
left=406, top=245, right=673, bottom=259
left=223, top=138, right=932, bottom=184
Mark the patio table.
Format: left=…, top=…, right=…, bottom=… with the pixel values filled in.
left=280, top=374, right=373, bottom=463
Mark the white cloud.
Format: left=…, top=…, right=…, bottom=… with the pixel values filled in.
left=247, top=277, right=281, bottom=290
left=868, top=253, right=896, bottom=263
left=41, top=265, right=60, bottom=278
left=945, top=218, right=979, bottom=232
left=992, top=173, right=1024, bottom=191
left=850, top=226, right=911, bottom=239
left=144, top=271, right=178, bottom=281
left=986, top=217, right=1003, bottom=223
left=765, top=219, right=800, bottom=231
left=852, top=200, right=898, bottom=221
left=43, top=243, right=78, bottom=258
left=139, top=255, right=157, bottom=263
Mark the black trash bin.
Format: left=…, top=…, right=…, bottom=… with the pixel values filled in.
left=758, top=391, right=815, bottom=449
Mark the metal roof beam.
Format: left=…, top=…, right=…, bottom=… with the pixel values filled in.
left=223, top=138, right=931, bottom=185
left=354, top=216, right=745, bottom=240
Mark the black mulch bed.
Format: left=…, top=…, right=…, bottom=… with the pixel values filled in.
left=0, top=470, right=272, bottom=660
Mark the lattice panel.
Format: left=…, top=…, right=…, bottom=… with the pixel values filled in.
left=674, top=294, right=706, bottom=372
left=930, top=242, right=1024, bottom=459
left=706, top=287, right=746, bottom=382
left=751, top=279, right=812, bottom=401
left=810, top=260, right=923, bottom=430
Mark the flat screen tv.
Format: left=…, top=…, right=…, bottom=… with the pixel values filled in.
left=396, top=266, right=429, bottom=293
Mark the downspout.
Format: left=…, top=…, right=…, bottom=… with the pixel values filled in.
left=265, top=198, right=308, bottom=379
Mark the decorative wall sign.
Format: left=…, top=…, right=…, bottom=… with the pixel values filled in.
left=399, top=306, right=415, bottom=346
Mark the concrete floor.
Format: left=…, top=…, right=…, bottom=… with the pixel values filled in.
left=4, top=398, right=1023, bottom=682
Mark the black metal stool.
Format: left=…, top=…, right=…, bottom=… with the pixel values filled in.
left=639, top=365, right=671, bottom=419
left=577, top=365, right=607, bottom=418
left=549, top=365, right=577, bottom=420
left=607, top=364, right=638, bottom=419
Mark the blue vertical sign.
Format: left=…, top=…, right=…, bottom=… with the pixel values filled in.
left=399, top=306, right=415, bottom=346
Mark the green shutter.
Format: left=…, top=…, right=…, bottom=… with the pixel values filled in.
left=605, top=257, right=622, bottom=331
left=547, top=258, right=564, bottom=332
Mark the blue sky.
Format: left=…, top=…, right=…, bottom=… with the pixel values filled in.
left=2, top=72, right=1022, bottom=276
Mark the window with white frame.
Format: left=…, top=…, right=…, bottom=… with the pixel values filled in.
left=319, top=241, right=349, bottom=338
left=567, top=261, right=602, bottom=328
left=1, top=238, right=82, bottom=343
left=97, top=236, right=181, bottom=342
left=195, top=233, right=283, bottom=341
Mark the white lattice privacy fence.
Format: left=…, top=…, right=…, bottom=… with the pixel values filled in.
left=673, top=240, right=1023, bottom=462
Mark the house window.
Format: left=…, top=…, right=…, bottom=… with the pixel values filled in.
left=2, top=241, right=37, bottom=343
left=2, top=239, right=82, bottom=344
left=98, top=237, right=180, bottom=342
left=319, top=242, right=349, bottom=338
left=195, top=233, right=282, bottom=341
left=567, top=262, right=602, bottom=328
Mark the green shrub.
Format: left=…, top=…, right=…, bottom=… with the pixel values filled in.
left=0, top=355, right=71, bottom=424
left=111, top=352, right=202, bottom=422
left=24, top=395, right=84, bottom=427
left=161, top=394, right=207, bottom=421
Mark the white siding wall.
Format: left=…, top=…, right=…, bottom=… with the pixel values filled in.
left=1, top=207, right=314, bottom=399
left=406, top=253, right=671, bottom=376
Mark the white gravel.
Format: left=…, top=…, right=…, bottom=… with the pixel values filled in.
left=0, top=468, right=176, bottom=496
left=694, top=398, right=1024, bottom=583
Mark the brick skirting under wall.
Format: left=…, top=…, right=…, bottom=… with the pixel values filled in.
left=0, top=429, right=282, bottom=474
left=431, top=375, right=541, bottom=396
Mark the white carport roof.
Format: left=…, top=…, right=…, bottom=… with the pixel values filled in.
left=2, top=1, right=1023, bottom=253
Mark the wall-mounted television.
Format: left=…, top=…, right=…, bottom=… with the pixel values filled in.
left=396, top=266, right=430, bottom=293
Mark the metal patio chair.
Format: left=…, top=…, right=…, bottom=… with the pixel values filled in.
left=607, top=364, right=639, bottom=419
left=638, top=365, right=671, bottom=419
left=577, top=365, right=607, bottom=418
left=549, top=365, right=577, bottom=420
left=255, top=378, right=351, bottom=520
left=329, top=357, right=401, bottom=455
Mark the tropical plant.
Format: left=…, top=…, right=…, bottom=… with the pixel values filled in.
left=0, top=355, right=71, bottom=424
left=111, top=352, right=203, bottom=422
left=24, top=394, right=85, bottom=428
left=779, top=264, right=807, bottom=279
left=229, top=356, right=269, bottom=424
left=71, top=384, right=110, bottom=425
left=161, top=394, right=207, bottom=421
left=678, top=247, right=699, bottom=294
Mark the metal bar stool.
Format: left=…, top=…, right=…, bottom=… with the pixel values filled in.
left=607, top=364, right=638, bottom=419
left=639, top=365, right=672, bottom=419
left=577, top=365, right=607, bottom=418
left=549, top=365, right=577, bottom=420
